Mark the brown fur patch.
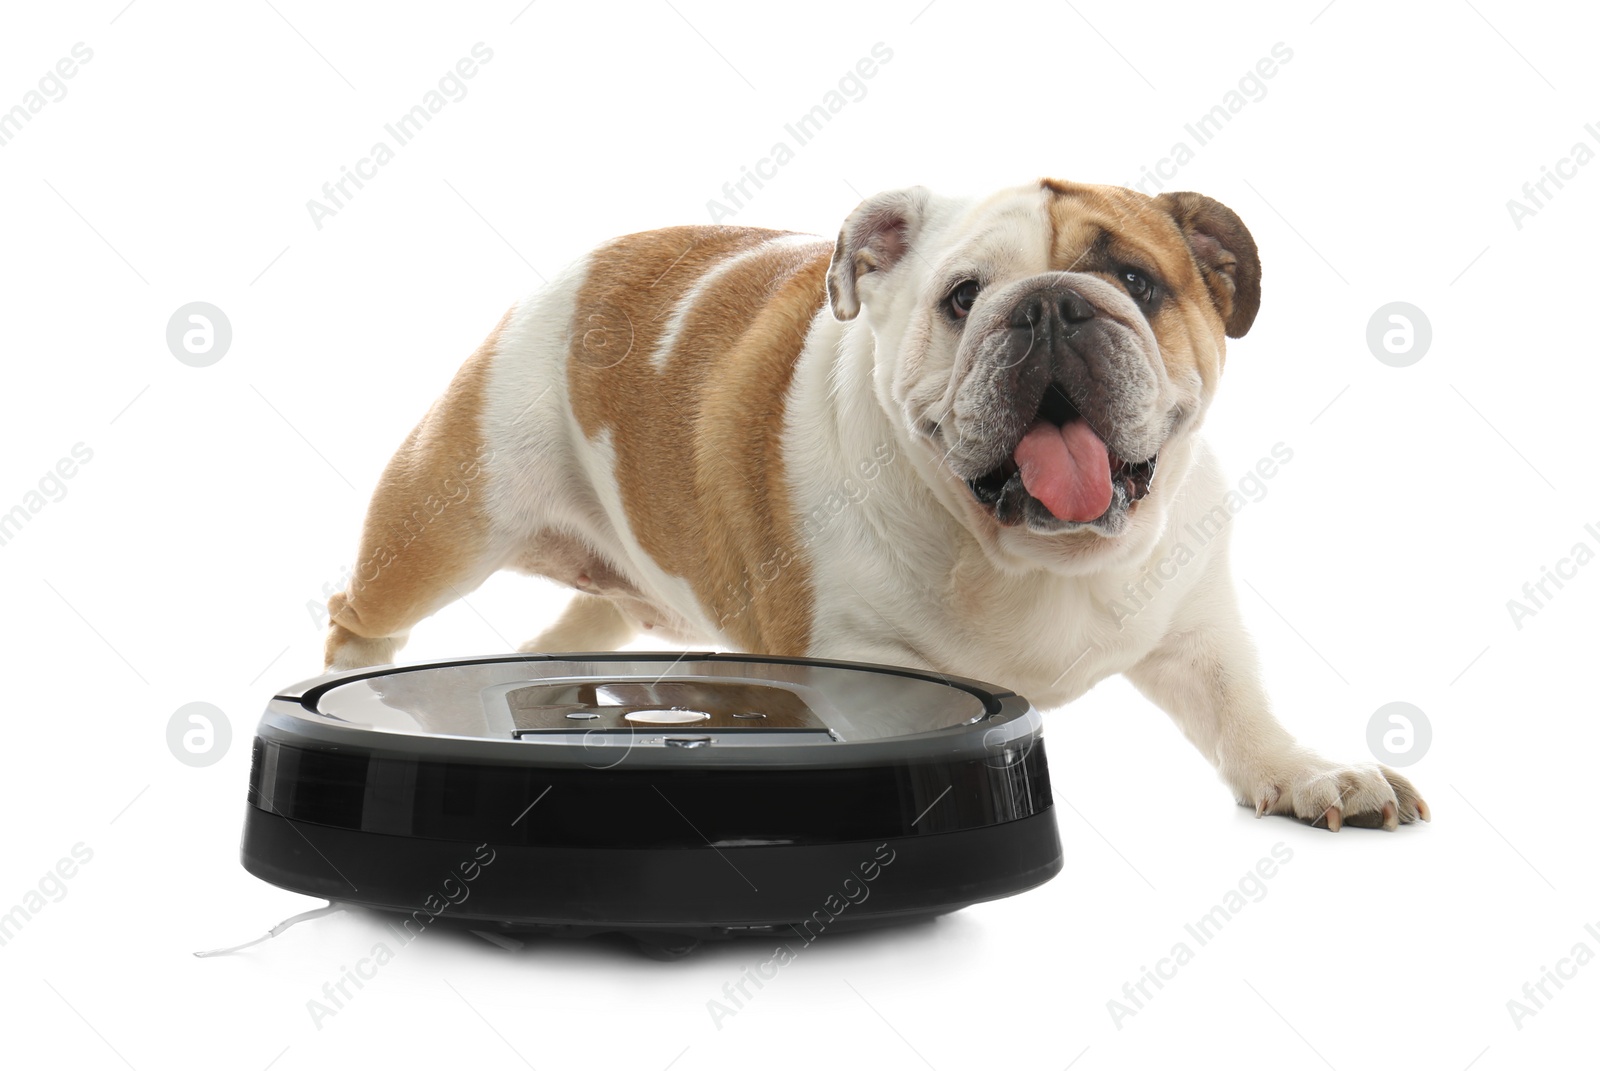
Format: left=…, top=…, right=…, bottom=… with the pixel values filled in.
left=325, top=309, right=508, bottom=660
left=567, top=227, right=830, bottom=654
left=1041, top=179, right=1227, bottom=388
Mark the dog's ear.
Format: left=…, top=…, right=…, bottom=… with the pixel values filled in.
left=1156, top=191, right=1261, bottom=338
left=827, top=186, right=931, bottom=321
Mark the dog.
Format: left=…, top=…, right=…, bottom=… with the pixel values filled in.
left=322, top=178, right=1428, bottom=832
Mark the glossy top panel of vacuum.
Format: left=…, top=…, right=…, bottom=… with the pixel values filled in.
left=264, top=651, right=1038, bottom=767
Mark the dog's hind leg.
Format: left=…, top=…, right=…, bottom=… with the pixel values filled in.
left=323, top=313, right=511, bottom=671
left=518, top=592, right=635, bottom=653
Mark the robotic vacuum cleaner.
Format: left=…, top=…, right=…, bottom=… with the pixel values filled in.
left=241, top=652, right=1061, bottom=954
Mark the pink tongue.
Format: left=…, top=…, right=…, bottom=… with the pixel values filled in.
left=1013, top=419, right=1113, bottom=522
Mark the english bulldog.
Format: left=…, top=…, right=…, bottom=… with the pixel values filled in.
left=323, top=178, right=1428, bottom=832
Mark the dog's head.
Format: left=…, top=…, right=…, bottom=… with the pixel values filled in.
left=827, top=179, right=1260, bottom=567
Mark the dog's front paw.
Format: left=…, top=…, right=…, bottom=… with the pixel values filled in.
left=1239, top=750, right=1431, bottom=832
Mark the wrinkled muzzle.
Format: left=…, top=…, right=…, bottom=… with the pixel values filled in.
left=941, top=272, right=1169, bottom=531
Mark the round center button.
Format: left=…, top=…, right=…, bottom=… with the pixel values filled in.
left=623, top=709, right=711, bottom=726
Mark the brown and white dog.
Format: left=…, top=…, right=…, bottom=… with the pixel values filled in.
left=323, top=178, right=1428, bottom=831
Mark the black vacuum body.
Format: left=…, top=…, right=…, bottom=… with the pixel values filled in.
left=242, top=653, right=1061, bottom=950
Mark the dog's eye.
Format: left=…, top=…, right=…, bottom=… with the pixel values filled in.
left=1120, top=269, right=1154, bottom=302
left=947, top=280, right=980, bottom=319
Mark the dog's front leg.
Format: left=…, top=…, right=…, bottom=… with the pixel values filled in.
left=1122, top=554, right=1430, bottom=832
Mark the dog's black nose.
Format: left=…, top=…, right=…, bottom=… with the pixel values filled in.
left=1009, top=287, right=1096, bottom=332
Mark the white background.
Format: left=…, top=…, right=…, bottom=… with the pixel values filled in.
left=2, top=0, right=1597, bottom=1068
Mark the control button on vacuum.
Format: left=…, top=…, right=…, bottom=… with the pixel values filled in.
left=623, top=709, right=711, bottom=725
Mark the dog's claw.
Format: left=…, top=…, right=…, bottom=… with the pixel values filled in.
left=1381, top=800, right=1398, bottom=831
left=1247, top=759, right=1426, bottom=831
